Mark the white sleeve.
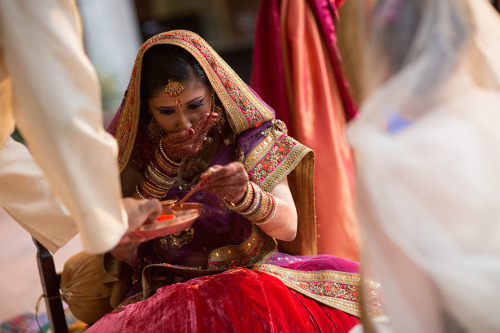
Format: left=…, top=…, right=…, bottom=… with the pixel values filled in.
left=0, top=0, right=128, bottom=253
left=0, top=137, right=76, bottom=253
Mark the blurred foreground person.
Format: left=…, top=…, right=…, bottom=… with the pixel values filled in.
left=0, top=0, right=161, bottom=254
left=349, top=0, right=500, bottom=331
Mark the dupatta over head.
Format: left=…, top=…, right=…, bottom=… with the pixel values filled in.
left=108, top=30, right=317, bottom=256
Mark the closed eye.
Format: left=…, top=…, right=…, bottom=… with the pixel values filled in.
left=187, top=98, right=205, bottom=109
left=157, top=108, right=176, bottom=115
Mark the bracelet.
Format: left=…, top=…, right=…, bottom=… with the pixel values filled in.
left=159, top=140, right=181, bottom=167
left=147, top=164, right=175, bottom=189
left=246, top=191, right=271, bottom=221
left=139, top=178, right=167, bottom=198
left=137, top=142, right=181, bottom=199
left=135, top=184, right=148, bottom=199
left=244, top=183, right=261, bottom=216
left=224, top=181, right=254, bottom=212
left=251, top=195, right=277, bottom=225
left=226, top=181, right=278, bottom=227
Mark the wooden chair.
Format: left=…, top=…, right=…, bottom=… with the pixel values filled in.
left=32, top=237, right=68, bottom=333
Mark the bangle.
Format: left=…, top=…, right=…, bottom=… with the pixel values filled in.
left=159, top=141, right=181, bottom=167
left=244, top=183, right=261, bottom=216
left=135, top=185, right=148, bottom=199
left=252, top=195, right=277, bottom=225
left=137, top=142, right=181, bottom=199
left=226, top=182, right=279, bottom=227
left=224, top=181, right=254, bottom=212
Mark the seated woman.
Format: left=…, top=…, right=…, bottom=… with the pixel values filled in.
left=87, top=30, right=383, bottom=332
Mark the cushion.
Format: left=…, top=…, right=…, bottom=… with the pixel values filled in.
left=60, top=252, right=113, bottom=325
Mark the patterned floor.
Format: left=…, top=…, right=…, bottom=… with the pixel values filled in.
left=0, top=208, right=82, bottom=322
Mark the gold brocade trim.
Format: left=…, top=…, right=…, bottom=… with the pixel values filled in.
left=253, top=264, right=385, bottom=318
left=162, top=36, right=274, bottom=133
left=113, top=292, right=143, bottom=312
left=115, top=30, right=275, bottom=171
left=159, top=227, right=194, bottom=248
left=115, top=48, right=145, bottom=172
left=207, top=226, right=277, bottom=269
left=244, top=128, right=312, bottom=192
left=140, top=227, right=277, bottom=298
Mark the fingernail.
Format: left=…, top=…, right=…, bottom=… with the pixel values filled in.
left=199, top=183, right=205, bottom=188
left=188, top=128, right=194, bottom=135
left=211, top=113, right=218, bottom=118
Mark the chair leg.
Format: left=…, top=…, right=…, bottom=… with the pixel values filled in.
left=33, top=238, right=68, bottom=333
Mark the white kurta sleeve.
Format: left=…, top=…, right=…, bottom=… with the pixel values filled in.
left=0, top=137, right=76, bottom=253
left=0, top=0, right=128, bottom=253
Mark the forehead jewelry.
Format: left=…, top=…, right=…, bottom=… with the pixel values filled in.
left=165, top=79, right=184, bottom=107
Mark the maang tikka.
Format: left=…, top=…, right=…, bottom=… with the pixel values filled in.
left=165, top=79, right=184, bottom=107
left=148, top=79, right=184, bottom=140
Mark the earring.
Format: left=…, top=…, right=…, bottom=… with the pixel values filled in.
left=148, top=118, right=164, bottom=139
left=211, top=91, right=225, bottom=133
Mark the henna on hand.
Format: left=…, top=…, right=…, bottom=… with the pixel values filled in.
left=200, top=162, right=249, bottom=203
left=162, top=113, right=218, bottom=160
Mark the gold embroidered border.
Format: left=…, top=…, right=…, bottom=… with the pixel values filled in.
left=114, top=292, right=143, bottom=311
left=208, top=226, right=277, bottom=269
left=244, top=129, right=312, bottom=192
left=115, top=30, right=275, bottom=171
left=254, top=264, right=384, bottom=318
left=158, top=31, right=274, bottom=133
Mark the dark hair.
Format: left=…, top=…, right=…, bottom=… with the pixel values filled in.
left=372, top=0, right=422, bottom=73
left=140, top=44, right=209, bottom=103
left=373, top=0, right=468, bottom=75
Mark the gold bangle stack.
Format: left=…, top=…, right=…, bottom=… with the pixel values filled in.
left=136, top=141, right=181, bottom=199
left=246, top=192, right=277, bottom=225
left=224, top=181, right=254, bottom=212
left=225, top=181, right=277, bottom=226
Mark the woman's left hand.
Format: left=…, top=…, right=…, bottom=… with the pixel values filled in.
left=162, top=113, right=218, bottom=160
left=200, top=162, right=249, bottom=203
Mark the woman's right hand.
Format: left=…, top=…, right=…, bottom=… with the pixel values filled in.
left=161, top=113, right=218, bottom=161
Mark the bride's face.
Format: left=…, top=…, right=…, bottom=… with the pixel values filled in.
left=148, top=79, right=211, bottom=134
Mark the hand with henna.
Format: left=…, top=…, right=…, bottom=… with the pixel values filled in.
left=199, top=162, right=249, bottom=203
left=162, top=113, right=218, bottom=161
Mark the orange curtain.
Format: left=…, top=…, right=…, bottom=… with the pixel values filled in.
left=280, top=0, right=359, bottom=260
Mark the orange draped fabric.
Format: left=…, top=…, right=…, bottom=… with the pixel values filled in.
left=280, top=0, right=359, bottom=259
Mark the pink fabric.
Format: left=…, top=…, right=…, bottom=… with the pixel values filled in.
left=283, top=0, right=359, bottom=259
left=251, top=0, right=292, bottom=135
left=307, top=0, right=357, bottom=121
left=87, top=268, right=360, bottom=333
left=251, top=0, right=356, bottom=135
left=252, top=0, right=359, bottom=259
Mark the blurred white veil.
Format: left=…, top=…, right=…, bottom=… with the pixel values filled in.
left=348, top=0, right=500, bottom=331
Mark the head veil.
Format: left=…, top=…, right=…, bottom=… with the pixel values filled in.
left=108, top=30, right=276, bottom=171
left=354, top=0, right=500, bottom=122
left=108, top=30, right=317, bottom=255
left=349, top=0, right=500, bottom=331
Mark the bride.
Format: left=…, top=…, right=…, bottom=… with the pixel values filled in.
left=83, top=30, right=383, bottom=332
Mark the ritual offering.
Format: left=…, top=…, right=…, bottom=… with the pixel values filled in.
left=130, top=200, right=203, bottom=242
